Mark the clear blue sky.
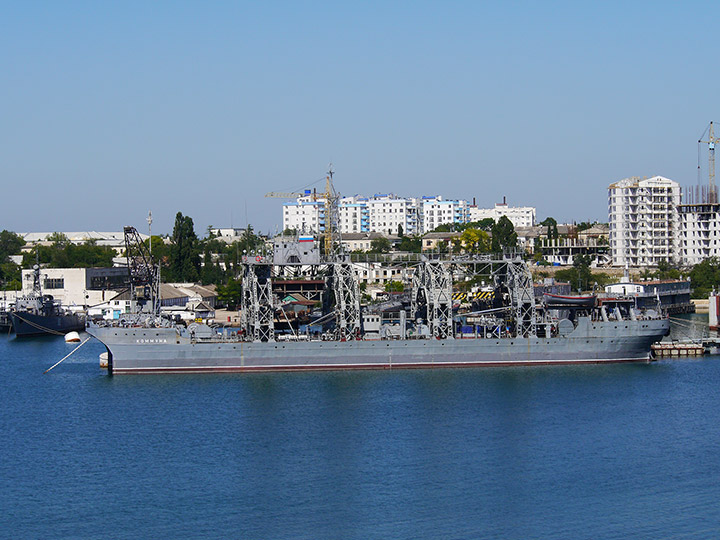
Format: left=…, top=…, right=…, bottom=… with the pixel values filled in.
left=1, top=1, right=717, bottom=235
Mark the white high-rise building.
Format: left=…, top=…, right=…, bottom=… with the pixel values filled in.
left=285, top=193, right=426, bottom=236
left=367, top=194, right=422, bottom=236
left=421, top=196, right=470, bottom=232
left=283, top=195, right=325, bottom=234
left=339, top=196, right=369, bottom=234
left=608, top=176, right=681, bottom=267
left=468, top=200, right=536, bottom=228
left=678, top=199, right=720, bottom=265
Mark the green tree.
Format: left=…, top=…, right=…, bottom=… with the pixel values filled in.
left=384, top=280, right=404, bottom=292
left=397, top=235, right=422, bottom=253
left=0, top=230, right=24, bottom=260
left=143, top=235, right=170, bottom=263
left=435, top=240, right=451, bottom=253
left=554, top=254, right=593, bottom=292
left=689, top=257, right=720, bottom=299
left=532, top=249, right=548, bottom=265
left=491, top=216, right=517, bottom=252
left=200, top=248, right=225, bottom=285
left=369, top=237, right=392, bottom=253
left=459, top=228, right=491, bottom=253
left=168, top=212, right=201, bottom=282
left=1, top=262, right=21, bottom=289
left=655, top=260, right=681, bottom=280
left=474, top=218, right=496, bottom=232
left=47, top=232, right=70, bottom=245
left=573, top=254, right=593, bottom=291
left=0, top=231, right=24, bottom=286
left=22, top=240, right=115, bottom=269
left=541, top=217, right=559, bottom=241
left=216, top=278, right=243, bottom=309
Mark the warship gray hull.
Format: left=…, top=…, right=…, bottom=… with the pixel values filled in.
left=88, top=317, right=670, bottom=374
left=10, top=311, right=85, bottom=338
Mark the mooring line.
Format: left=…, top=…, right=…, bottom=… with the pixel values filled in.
left=44, top=337, right=91, bottom=374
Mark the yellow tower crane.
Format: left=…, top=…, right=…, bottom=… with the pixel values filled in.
left=321, top=165, right=341, bottom=256
left=264, top=166, right=341, bottom=257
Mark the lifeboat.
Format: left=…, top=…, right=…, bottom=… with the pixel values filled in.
left=543, top=293, right=597, bottom=307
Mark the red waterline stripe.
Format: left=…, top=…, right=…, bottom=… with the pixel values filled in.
left=111, top=358, right=650, bottom=374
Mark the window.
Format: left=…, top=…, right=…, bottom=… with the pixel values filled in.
left=44, top=278, right=64, bottom=289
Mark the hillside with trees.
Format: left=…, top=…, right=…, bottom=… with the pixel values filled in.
left=0, top=230, right=24, bottom=289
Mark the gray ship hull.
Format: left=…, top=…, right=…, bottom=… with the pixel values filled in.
left=10, top=311, right=85, bottom=338
left=87, top=317, right=671, bottom=374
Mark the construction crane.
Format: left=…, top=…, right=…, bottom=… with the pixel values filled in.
left=263, top=166, right=343, bottom=258
left=699, top=121, right=720, bottom=203
left=265, top=190, right=314, bottom=199
left=322, top=165, right=341, bottom=257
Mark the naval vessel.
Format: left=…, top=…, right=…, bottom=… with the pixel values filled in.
left=87, top=226, right=670, bottom=375
left=10, top=265, right=85, bottom=337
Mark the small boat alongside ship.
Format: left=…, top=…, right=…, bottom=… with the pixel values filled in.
left=543, top=293, right=597, bottom=307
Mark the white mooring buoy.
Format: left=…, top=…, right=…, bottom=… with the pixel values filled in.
left=64, top=331, right=81, bottom=343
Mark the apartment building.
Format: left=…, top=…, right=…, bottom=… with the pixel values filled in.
left=339, top=196, right=370, bottom=234
left=422, top=196, right=469, bottom=232
left=284, top=193, right=425, bottom=236
left=678, top=201, right=720, bottom=265
left=367, top=194, right=422, bottom=236
left=608, top=176, right=681, bottom=267
left=282, top=195, right=325, bottom=234
left=468, top=200, right=536, bottom=228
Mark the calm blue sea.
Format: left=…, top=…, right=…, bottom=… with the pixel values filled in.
left=2, top=322, right=720, bottom=539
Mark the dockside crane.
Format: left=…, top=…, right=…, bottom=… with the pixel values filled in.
left=123, top=226, right=160, bottom=316
left=699, top=121, right=720, bottom=203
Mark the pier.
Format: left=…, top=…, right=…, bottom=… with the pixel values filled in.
left=652, top=337, right=720, bottom=357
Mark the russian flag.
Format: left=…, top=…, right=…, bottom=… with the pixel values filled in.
left=298, top=235, right=314, bottom=242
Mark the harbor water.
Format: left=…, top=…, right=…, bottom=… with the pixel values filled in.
left=2, top=325, right=720, bottom=539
